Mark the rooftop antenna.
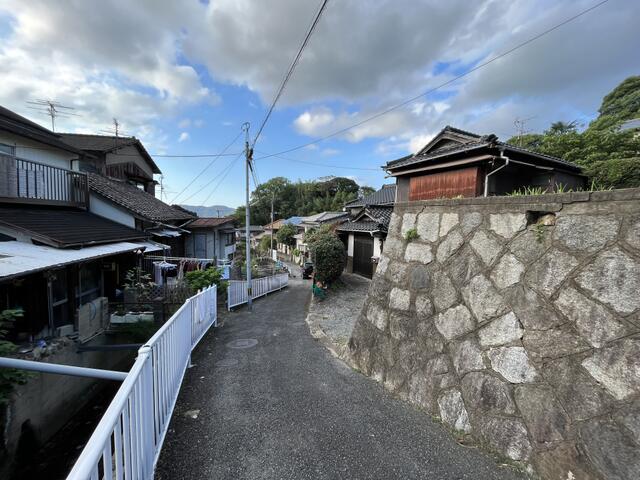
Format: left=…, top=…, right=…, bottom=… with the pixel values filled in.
left=513, top=116, right=536, bottom=146
left=26, top=99, right=78, bottom=132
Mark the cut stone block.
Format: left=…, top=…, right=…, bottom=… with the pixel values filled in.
left=575, top=247, right=640, bottom=314
left=478, top=312, right=524, bottom=347
left=489, top=213, right=527, bottom=239
left=462, top=274, right=509, bottom=324
left=435, top=304, right=475, bottom=340
left=438, top=389, right=472, bottom=433
left=488, top=346, right=539, bottom=383
left=469, top=230, right=502, bottom=266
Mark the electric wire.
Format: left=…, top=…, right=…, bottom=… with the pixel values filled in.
left=179, top=151, right=244, bottom=205
left=254, top=0, right=609, bottom=161
left=251, top=0, right=329, bottom=148
left=170, top=130, right=243, bottom=204
left=198, top=152, right=245, bottom=207
left=254, top=149, right=380, bottom=171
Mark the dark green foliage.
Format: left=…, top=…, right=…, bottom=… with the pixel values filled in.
left=115, top=321, right=159, bottom=343
left=307, top=227, right=346, bottom=284
left=258, top=235, right=273, bottom=253
left=584, top=158, right=640, bottom=189
left=185, top=267, right=228, bottom=295
left=507, top=76, right=640, bottom=189
left=0, top=309, right=29, bottom=403
left=590, top=76, right=640, bottom=131
left=276, top=223, right=297, bottom=247
left=234, top=176, right=361, bottom=226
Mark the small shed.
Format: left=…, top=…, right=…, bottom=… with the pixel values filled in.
left=386, top=126, right=586, bottom=202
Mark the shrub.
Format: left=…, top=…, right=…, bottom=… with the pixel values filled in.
left=404, top=228, right=419, bottom=242
left=185, top=267, right=228, bottom=295
left=0, top=309, right=29, bottom=403
left=308, top=230, right=346, bottom=284
left=584, top=157, right=640, bottom=190
left=259, top=235, right=273, bottom=253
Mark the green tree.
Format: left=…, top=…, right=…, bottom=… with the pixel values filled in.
left=307, top=229, right=346, bottom=284
left=185, top=267, right=228, bottom=295
left=276, top=223, right=297, bottom=247
left=506, top=75, right=640, bottom=189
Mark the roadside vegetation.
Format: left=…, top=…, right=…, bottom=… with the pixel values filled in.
left=305, top=225, right=346, bottom=284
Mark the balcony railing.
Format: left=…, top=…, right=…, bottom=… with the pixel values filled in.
left=0, top=153, right=89, bottom=208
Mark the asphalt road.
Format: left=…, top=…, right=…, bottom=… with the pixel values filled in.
left=155, top=277, right=524, bottom=480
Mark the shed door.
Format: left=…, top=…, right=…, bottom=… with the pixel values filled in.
left=409, top=166, right=483, bottom=201
left=353, top=235, right=374, bottom=278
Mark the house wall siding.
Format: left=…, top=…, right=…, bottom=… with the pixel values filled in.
left=0, top=131, right=74, bottom=169
left=89, top=193, right=136, bottom=228
left=348, top=188, right=640, bottom=480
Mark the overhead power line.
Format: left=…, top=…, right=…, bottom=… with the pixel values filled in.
left=199, top=152, right=244, bottom=207
left=179, top=151, right=244, bottom=205
left=251, top=0, right=329, bottom=147
left=254, top=149, right=380, bottom=171
left=254, top=0, right=609, bottom=161
left=170, top=131, right=243, bottom=204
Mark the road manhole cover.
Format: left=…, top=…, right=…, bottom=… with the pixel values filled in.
left=226, top=338, right=258, bottom=349
left=216, top=358, right=239, bottom=367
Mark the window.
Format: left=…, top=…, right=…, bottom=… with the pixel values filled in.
left=0, top=143, right=15, bottom=156
left=50, top=269, right=70, bottom=328
left=77, top=262, right=102, bottom=306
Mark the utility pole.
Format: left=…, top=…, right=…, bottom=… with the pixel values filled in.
left=270, top=190, right=275, bottom=274
left=242, top=122, right=253, bottom=311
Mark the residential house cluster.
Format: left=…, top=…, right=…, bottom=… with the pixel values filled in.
left=0, top=105, right=236, bottom=345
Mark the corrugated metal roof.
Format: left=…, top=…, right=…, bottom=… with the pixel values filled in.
left=88, top=173, right=194, bottom=222
left=0, top=240, right=152, bottom=280
left=0, top=205, right=148, bottom=248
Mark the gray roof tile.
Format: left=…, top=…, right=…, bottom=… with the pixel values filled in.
left=88, top=173, right=194, bottom=223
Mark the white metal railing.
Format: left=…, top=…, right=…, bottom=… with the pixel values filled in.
left=227, top=273, right=289, bottom=310
left=66, top=285, right=217, bottom=480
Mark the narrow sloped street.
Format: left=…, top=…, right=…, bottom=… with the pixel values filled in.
left=155, top=277, right=524, bottom=480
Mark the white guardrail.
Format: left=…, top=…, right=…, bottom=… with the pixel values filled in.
left=227, top=272, right=289, bottom=310
left=66, top=284, right=218, bottom=480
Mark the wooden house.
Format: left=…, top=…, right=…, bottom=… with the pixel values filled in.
left=386, top=126, right=586, bottom=202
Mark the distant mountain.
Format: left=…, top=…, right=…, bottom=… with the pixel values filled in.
left=180, top=204, right=235, bottom=218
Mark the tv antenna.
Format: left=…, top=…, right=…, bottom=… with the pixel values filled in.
left=26, top=99, right=79, bottom=132
left=99, top=118, right=133, bottom=150
left=513, top=116, right=536, bottom=146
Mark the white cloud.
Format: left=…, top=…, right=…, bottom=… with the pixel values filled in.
left=321, top=148, right=339, bottom=156
left=178, top=118, right=191, bottom=129
left=178, top=132, right=190, bottom=142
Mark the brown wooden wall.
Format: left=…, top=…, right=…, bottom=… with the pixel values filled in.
left=408, top=166, right=483, bottom=201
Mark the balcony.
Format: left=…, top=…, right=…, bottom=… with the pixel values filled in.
left=0, top=153, right=89, bottom=208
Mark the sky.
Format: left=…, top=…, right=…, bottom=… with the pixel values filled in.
left=0, top=0, right=638, bottom=208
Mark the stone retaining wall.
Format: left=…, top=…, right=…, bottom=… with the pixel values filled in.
left=348, top=189, right=640, bottom=479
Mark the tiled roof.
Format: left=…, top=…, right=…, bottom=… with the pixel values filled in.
left=302, top=211, right=349, bottom=224
left=338, top=205, right=393, bottom=234
left=336, top=221, right=382, bottom=233
left=366, top=206, right=392, bottom=226
left=0, top=105, right=82, bottom=154
left=59, top=133, right=161, bottom=174
left=88, top=173, right=195, bottom=222
left=345, top=185, right=396, bottom=208
left=385, top=125, right=581, bottom=172
left=188, top=217, right=235, bottom=228
left=0, top=205, right=147, bottom=248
